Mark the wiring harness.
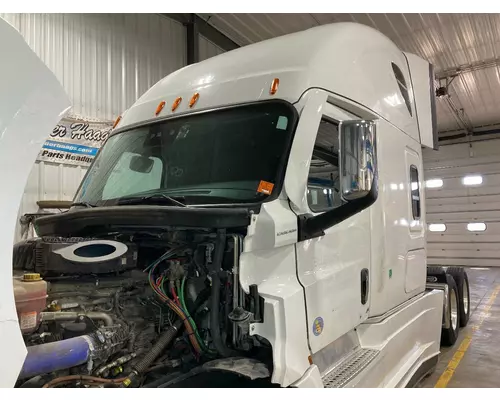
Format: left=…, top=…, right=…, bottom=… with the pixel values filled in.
left=144, top=248, right=215, bottom=358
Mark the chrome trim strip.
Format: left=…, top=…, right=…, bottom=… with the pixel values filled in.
left=364, top=292, right=425, bottom=324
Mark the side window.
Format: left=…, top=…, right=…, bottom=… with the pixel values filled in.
left=410, top=165, right=421, bottom=219
left=307, top=119, right=344, bottom=213
left=102, top=151, right=163, bottom=200
left=392, top=62, right=412, bottom=117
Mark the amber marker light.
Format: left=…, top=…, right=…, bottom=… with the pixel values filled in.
left=112, top=115, right=121, bottom=129
left=172, top=97, right=182, bottom=112
left=189, top=93, right=200, bottom=108
left=155, top=101, right=166, bottom=116
left=270, top=78, right=280, bottom=95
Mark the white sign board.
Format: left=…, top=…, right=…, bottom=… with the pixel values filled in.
left=37, top=119, right=112, bottom=166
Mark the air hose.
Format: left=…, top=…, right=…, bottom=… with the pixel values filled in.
left=120, top=319, right=182, bottom=387
left=209, top=229, right=238, bottom=358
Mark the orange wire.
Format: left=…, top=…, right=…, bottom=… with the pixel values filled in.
left=152, top=278, right=201, bottom=355
left=171, top=286, right=181, bottom=307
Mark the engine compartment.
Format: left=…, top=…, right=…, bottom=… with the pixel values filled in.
left=12, top=228, right=271, bottom=388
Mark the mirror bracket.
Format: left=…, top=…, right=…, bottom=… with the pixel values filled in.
left=297, top=180, right=378, bottom=242
left=297, top=213, right=325, bottom=241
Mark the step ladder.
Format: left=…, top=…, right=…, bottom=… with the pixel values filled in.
left=322, top=348, right=380, bottom=388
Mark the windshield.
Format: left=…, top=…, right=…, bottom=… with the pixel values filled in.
left=74, top=101, right=296, bottom=206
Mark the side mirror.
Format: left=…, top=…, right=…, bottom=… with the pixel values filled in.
left=129, top=154, right=154, bottom=173
left=298, top=119, right=378, bottom=242
left=340, top=120, right=376, bottom=201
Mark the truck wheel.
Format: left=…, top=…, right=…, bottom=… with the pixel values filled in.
left=427, top=266, right=446, bottom=278
left=445, top=267, right=470, bottom=327
left=441, top=274, right=460, bottom=347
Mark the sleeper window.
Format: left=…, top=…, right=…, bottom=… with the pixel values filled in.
left=392, top=62, right=412, bottom=117
left=410, top=165, right=421, bottom=219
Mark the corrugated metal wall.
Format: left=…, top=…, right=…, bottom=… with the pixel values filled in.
left=0, top=13, right=187, bottom=241
left=424, top=138, right=500, bottom=267
left=199, top=35, right=225, bottom=61
left=1, top=13, right=186, bottom=120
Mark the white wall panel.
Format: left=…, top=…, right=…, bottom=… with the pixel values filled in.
left=0, top=13, right=186, bottom=120
left=424, top=137, right=500, bottom=267
left=199, top=35, right=225, bottom=61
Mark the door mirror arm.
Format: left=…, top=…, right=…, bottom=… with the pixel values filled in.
left=297, top=179, right=378, bottom=241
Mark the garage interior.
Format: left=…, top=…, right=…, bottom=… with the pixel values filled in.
left=2, top=13, right=500, bottom=388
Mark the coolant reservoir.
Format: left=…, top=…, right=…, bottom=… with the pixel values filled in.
left=13, top=273, right=47, bottom=334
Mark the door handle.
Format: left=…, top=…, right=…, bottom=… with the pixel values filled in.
left=361, top=268, right=369, bottom=305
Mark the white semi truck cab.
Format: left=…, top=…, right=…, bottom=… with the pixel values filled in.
left=3, top=18, right=470, bottom=388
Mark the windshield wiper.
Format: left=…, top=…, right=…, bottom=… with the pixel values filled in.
left=117, top=194, right=187, bottom=207
left=71, top=202, right=97, bottom=208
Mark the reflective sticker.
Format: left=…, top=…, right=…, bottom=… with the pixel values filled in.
left=257, top=180, right=274, bottom=195
left=276, top=116, right=288, bottom=130
left=312, top=317, right=324, bottom=336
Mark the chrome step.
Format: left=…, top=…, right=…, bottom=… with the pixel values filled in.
left=322, top=348, right=379, bottom=388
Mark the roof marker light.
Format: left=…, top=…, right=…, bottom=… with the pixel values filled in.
left=172, top=97, right=182, bottom=112
left=270, top=78, right=280, bottom=95
left=155, top=101, right=166, bottom=116
left=112, top=115, right=122, bottom=129
left=189, top=93, right=200, bottom=108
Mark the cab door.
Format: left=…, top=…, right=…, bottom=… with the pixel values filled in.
left=289, top=98, right=373, bottom=354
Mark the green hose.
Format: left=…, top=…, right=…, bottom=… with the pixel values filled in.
left=179, top=277, right=215, bottom=355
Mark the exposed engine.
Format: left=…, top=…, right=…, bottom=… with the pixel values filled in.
left=12, top=230, right=270, bottom=388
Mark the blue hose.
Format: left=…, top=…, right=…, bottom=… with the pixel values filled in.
left=18, top=335, right=94, bottom=380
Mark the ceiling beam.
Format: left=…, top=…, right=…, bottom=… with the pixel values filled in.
left=186, top=14, right=199, bottom=65
left=163, top=13, right=240, bottom=53
left=436, top=56, right=500, bottom=80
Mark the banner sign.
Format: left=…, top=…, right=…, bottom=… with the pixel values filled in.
left=37, top=119, right=112, bottom=166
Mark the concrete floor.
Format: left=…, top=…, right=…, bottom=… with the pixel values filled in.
left=420, top=267, right=500, bottom=388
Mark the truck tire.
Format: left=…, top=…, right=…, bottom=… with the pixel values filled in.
left=427, top=265, right=446, bottom=276
left=427, top=266, right=447, bottom=283
left=441, top=274, right=460, bottom=347
left=444, top=267, right=470, bottom=328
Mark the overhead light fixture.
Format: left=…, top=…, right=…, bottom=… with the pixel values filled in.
left=429, top=223, right=446, bottom=232
left=463, top=175, right=483, bottom=186
left=426, top=179, right=443, bottom=188
left=467, top=222, right=486, bottom=232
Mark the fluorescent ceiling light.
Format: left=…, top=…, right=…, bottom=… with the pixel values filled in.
left=463, top=175, right=483, bottom=186
left=467, top=222, right=486, bottom=232
left=428, top=223, right=446, bottom=232
left=426, top=179, right=443, bottom=188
